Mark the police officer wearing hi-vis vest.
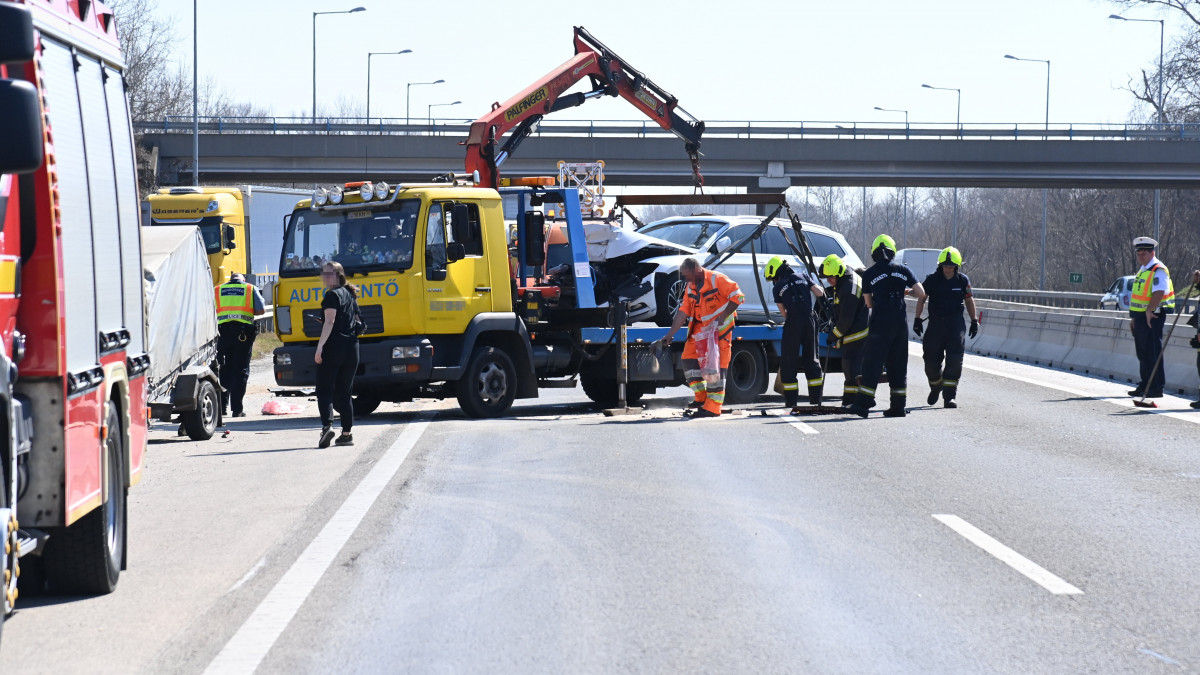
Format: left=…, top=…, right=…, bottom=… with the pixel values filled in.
left=215, top=272, right=265, bottom=417
left=912, top=246, right=978, bottom=409
left=763, top=256, right=825, bottom=409
left=1128, top=237, right=1174, bottom=399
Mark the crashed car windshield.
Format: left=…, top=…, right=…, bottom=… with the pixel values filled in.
left=638, top=219, right=727, bottom=249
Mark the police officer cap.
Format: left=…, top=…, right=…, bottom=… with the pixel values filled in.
left=1133, top=236, right=1157, bottom=251
left=229, top=272, right=246, bottom=283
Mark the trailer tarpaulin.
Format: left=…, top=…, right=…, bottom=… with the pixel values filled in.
left=142, top=226, right=219, bottom=391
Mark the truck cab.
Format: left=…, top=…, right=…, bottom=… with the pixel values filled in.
left=147, top=187, right=248, bottom=287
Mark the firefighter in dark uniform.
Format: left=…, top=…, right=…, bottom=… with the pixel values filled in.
left=912, top=246, right=978, bottom=408
left=215, top=272, right=265, bottom=417
left=820, top=254, right=870, bottom=410
left=764, top=256, right=826, bottom=408
left=846, top=235, right=926, bottom=418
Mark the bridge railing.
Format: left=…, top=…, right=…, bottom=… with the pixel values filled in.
left=971, top=288, right=1103, bottom=310
left=133, top=117, right=1200, bottom=142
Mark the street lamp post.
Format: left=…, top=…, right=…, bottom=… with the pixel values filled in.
left=1005, top=54, right=1051, bottom=290
left=192, top=0, right=198, bottom=185
left=366, top=49, right=411, bottom=121
left=407, top=79, right=445, bottom=130
left=1110, top=13, right=1166, bottom=242
left=875, top=106, right=909, bottom=247
left=427, top=100, right=461, bottom=135
left=312, top=6, right=365, bottom=119
left=922, top=83, right=962, bottom=247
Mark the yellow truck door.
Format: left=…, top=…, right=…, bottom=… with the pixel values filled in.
left=421, top=200, right=492, bottom=334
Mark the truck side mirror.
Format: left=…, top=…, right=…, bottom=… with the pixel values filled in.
left=450, top=203, right=470, bottom=243
left=524, top=211, right=546, bottom=267
left=446, top=242, right=466, bottom=263
left=0, top=4, right=35, bottom=63
left=0, top=79, right=44, bottom=174
left=223, top=224, right=236, bottom=250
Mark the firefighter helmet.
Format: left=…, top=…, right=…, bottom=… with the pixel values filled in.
left=871, top=234, right=897, bottom=255
left=938, top=246, right=963, bottom=267
left=764, top=256, right=786, bottom=280
left=820, top=254, right=845, bottom=277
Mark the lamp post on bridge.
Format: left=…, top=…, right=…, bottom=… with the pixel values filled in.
left=367, top=49, right=411, bottom=122
left=874, top=106, right=909, bottom=248
left=1005, top=53, right=1051, bottom=290
left=312, top=6, right=366, bottom=120
left=192, top=0, right=198, bottom=185
left=407, top=80, right=444, bottom=131
left=1110, top=13, right=1166, bottom=243
left=922, top=83, right=961, bottom=248
left=428, top=101, right=461, bottom=135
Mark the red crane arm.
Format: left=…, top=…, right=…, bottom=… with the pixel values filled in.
left=465, top=26, right=704, bottom=189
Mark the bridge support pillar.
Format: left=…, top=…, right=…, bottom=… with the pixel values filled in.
left=751, top=162, right=790, bottom=216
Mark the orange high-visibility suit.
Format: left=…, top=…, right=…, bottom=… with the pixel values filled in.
left=680, top=269, right=745, bottom=415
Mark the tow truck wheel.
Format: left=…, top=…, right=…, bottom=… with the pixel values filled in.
left=457, top=346, right=518, bottom=418
left=654, top=273, right=686, bottom=327
left=725, top=342, right=767, bottom=404
left=181, top=379, right=220, bottom=441
left=43, top=405, right=125, bottom=594
left=579, top=373, right=646, bottom=407
left=352, top=396, right=381, bottom=417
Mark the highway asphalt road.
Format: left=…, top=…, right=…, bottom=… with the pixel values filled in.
left=2, top=346, right=1199, bottom=674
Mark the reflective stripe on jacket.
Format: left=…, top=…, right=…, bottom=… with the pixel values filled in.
left=216, top=282, right=255, bottom=324
left=1130, top=262, right=1175, bottom=313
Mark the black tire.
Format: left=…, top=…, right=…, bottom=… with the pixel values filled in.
left=725, top=342, right=767, bottom=404
left=653, top=272, right=686, bottom=327
left=579, top=373, right=646, bottom=407
left=181, top=379, right=219, bottom=441
left=352, top=395, right=382, bottom=417
left=43, top=405, right=125, bottom=594
left=456, top=346, right=518, bottom=418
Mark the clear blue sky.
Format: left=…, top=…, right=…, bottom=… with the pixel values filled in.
left=152, top=0, right=1181, bottom=125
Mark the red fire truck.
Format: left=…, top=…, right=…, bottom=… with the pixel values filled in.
left=0, top=0, right=147, bottom=632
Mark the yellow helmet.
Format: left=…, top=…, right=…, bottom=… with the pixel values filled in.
left=820, top=254, right=845, bottom=277
left=938, top=246, right=963, bottom=267
left=871, top=234, right=897, bottom=255
left=764, top=255, right=786, bottom=280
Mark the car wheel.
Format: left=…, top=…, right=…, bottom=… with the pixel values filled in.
left=181, top=379, right=220, bottom=441
left=654, top=273, right=686, bottom=327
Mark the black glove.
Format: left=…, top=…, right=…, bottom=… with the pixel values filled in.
left=969, top=320, right=979, bottom=339
left=913, top=317, right=924, bottom=336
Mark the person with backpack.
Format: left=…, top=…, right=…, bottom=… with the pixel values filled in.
left=315, top=261, right=364, bottom=448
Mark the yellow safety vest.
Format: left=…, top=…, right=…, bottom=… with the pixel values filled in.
left=215, top=282, right=255, bottom=324
left=1130, top=262, right=1175, bottom=313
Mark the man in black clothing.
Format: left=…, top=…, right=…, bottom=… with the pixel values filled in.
left=912, top=246, right=978, bottom=409
left=846, top=235, right=926, bottom=418
left=764, top=256, right=826, bottom=408
left=820, top=254, right=870, bottom=409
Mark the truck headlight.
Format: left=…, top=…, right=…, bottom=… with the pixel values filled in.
left=275, top=353, right=292, bottom=365
left=392, top=346, right=421, bottom=359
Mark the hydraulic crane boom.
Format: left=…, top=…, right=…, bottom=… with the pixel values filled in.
left=464, top=26, right=705, bottom=189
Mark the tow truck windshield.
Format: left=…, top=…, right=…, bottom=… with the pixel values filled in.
left=280, top=199, right=421, bottom=276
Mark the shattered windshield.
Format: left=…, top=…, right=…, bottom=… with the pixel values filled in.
left=280, top=199, right=421, bottom=276
left=637, top=219, right=726, bottom=250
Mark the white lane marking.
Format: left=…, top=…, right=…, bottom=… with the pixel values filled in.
left=906, top=343, right=1200, bottom=426
left=933, top=514, right=1083, bottom=595
left=765, top=409, right=819, bottom=434
left=226, top=557, right=267, bottom=594
left=205, top=420, right=430, bottom=674
left=1138, top=648, right=1182, bottom=667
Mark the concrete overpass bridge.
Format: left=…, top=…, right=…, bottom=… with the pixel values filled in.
left=136, top=117, right=1200, bottom=190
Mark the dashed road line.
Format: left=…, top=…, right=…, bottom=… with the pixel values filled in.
left=205, top=419, right=430, bottom=674
left=933, top=514, right=1082, bottom=595
left=765, top=409, right=819, bottom=434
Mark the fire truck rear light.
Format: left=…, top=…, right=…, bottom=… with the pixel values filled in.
left=359, top=182, right=374, bottom=201
left=329, top=186, right=343, bottom=204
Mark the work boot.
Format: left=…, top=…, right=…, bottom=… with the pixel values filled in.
left=1191, top=400, right=1200, bottom=409
left=688, top=408, right=720, bottom=419
left=843, top=404, right=870, bottom=418
left=1128, top=388, right=1145, bottom=397
left=783, top=394, right=798, bottom=409
left=944, top=400, right=958, bottom=409
left=686, top=400, right=704, bottom=410
left=882, top=406, right=906, bottom=417
left=927, top=387, right=940, bottom=405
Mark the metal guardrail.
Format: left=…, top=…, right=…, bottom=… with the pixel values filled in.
left=972, top=288, right=1103, bottom=310
left=133, top=117, right=1200, bottom=142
